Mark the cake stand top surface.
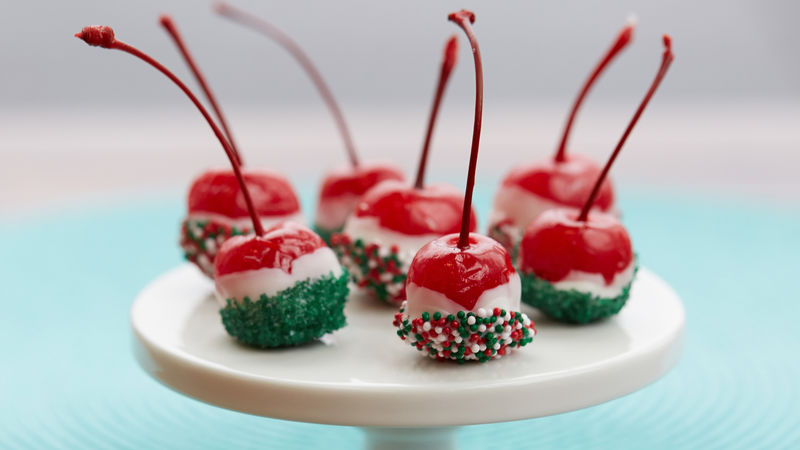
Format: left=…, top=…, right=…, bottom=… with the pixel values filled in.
left=132, top=264, right=684, bottom=427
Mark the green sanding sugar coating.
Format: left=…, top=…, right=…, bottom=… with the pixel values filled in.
left=311, top=224, right=342, bottom=246
left=219, top=271, right=349, bottom=348
left=520, top=265, right=638, bottom=324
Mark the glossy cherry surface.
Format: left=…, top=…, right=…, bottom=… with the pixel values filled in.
left=188, top=169, right=300, bottom=218
left=408, top=233, right=516, bottom=310
left=353, top=180, right=476, bottom=236
left=214, top=222, right=325, bottom=276
left=501, top=153, right=614, bottom=212
left=319, top=164, right=404, bottom=200
left=518, top=208, right=633, bottom=284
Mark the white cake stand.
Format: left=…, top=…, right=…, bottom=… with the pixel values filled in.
left=132, top=264, right=684, bottom=450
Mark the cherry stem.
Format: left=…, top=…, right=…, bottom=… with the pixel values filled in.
left=448, top=10, right=482, bottom=250
left=214, top=1, right=360, bottom=168
left=414, top=35, right=459, bottom=190
left=578, top=35, right=674, bottom=222
left=75, top=26, right=264, bottom=237
left=554, top=19, right=635, bottom=162
left=160, top=14, right=243, bottom=167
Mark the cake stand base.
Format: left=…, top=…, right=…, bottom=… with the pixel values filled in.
left=363, top=427, right=456, bottom=450
left=131, top=264, right=684, bottom=448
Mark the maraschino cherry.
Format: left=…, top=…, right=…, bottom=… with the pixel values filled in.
left=518, top=35, right=674, bottom=324
left=330, top=34, right=476, bottom=305
left=76, top=21, right=303, bottom=278
left=394, top=11, right=535, bottom=363
left=214, top=220, right=349, bottom=348
left=488, top=19, right=636, bottom=255
left=214, top=2, right=405, bottom=242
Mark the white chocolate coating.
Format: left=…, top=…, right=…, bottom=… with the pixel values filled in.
left=488, top=185, right=563, bottom=242
left=315, top=193, right=359, bottom=230
left=406, top=274, right=521, bottom=318
left=214, top=247, right=342, bottom=306
left=186, top=211, right=305, bottom=231
left=551, top=262, right=636, bottom=298
left=342, top=216, right=441, bottom=267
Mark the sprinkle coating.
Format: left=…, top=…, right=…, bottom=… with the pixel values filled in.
left=519, top=265, right=638, bottom=324
left=393, top=302, right=536, bottom=363
left=330, top=233, right=406, bottom=304
left=219, top=271, right=349, bottom=348
left=180, top=218, right=247, bottom=277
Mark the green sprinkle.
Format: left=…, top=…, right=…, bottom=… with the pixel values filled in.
left=219, top=271, right=349, bottom=348
left=520, top=263, right=638, bottom=324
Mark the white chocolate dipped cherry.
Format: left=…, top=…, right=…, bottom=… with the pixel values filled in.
left=76, top=25, right=337, bottom=347
left=394, top=10, right=535, bottom=363
left=395, top=233, right=535, bottom=362
left=331, top=35, right=470, bottom=304
left=182, top=169, right=301, bottom=277
left=214, top=221, right=348, bottom=348
left=518, top=34, right=674, bottom=324
left=334, top=180, right=476, bottom=304
left=314, top=163, right=404, bottom=241
left=488, top=19, right=635, bottom=254
left=159, top=15, right=303, bottom=276
left=518, top=209, right=634, bottom=323
left=214, top=3, right=405, bottom=242
left=76, top=19, right=304, bottom=279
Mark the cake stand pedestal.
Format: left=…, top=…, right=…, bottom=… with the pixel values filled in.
left=132, top=265, right=684, bottom=450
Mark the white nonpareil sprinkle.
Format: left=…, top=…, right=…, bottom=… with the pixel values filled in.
left=467, top=316, right=476, bottom=325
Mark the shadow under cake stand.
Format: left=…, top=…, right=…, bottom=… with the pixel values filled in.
left=132, top=264, right=684, bottom=450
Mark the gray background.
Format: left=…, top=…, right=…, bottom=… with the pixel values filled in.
left=2, top=0, right=799, bottom=108
left=1, top=0, right=799, bottom=215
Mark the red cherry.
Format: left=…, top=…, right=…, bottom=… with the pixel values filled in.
left=76, top=25, right=265, bottom=236
left=518, top=209, right=633, bottom=284
left=188, top=169, right=300, bottom=219
left=215, top=222, right=326, bottom=277
left=518, top=35, right=674, bottom=284
left=344, top=34, right=464, bottom=238
left=501, top=153, right=614, bottom=212
left=315, top=163, right=405, bottom=229
left=405, top=14, right=515, bottom=311
left=489, top=21, right=634, bottom=236
left=408, top=233, right=515, bottom=311
left=353, top=180, right=476, bottom=236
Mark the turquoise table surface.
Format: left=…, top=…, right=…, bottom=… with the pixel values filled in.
left=1, top=185, right=798, bottom=449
